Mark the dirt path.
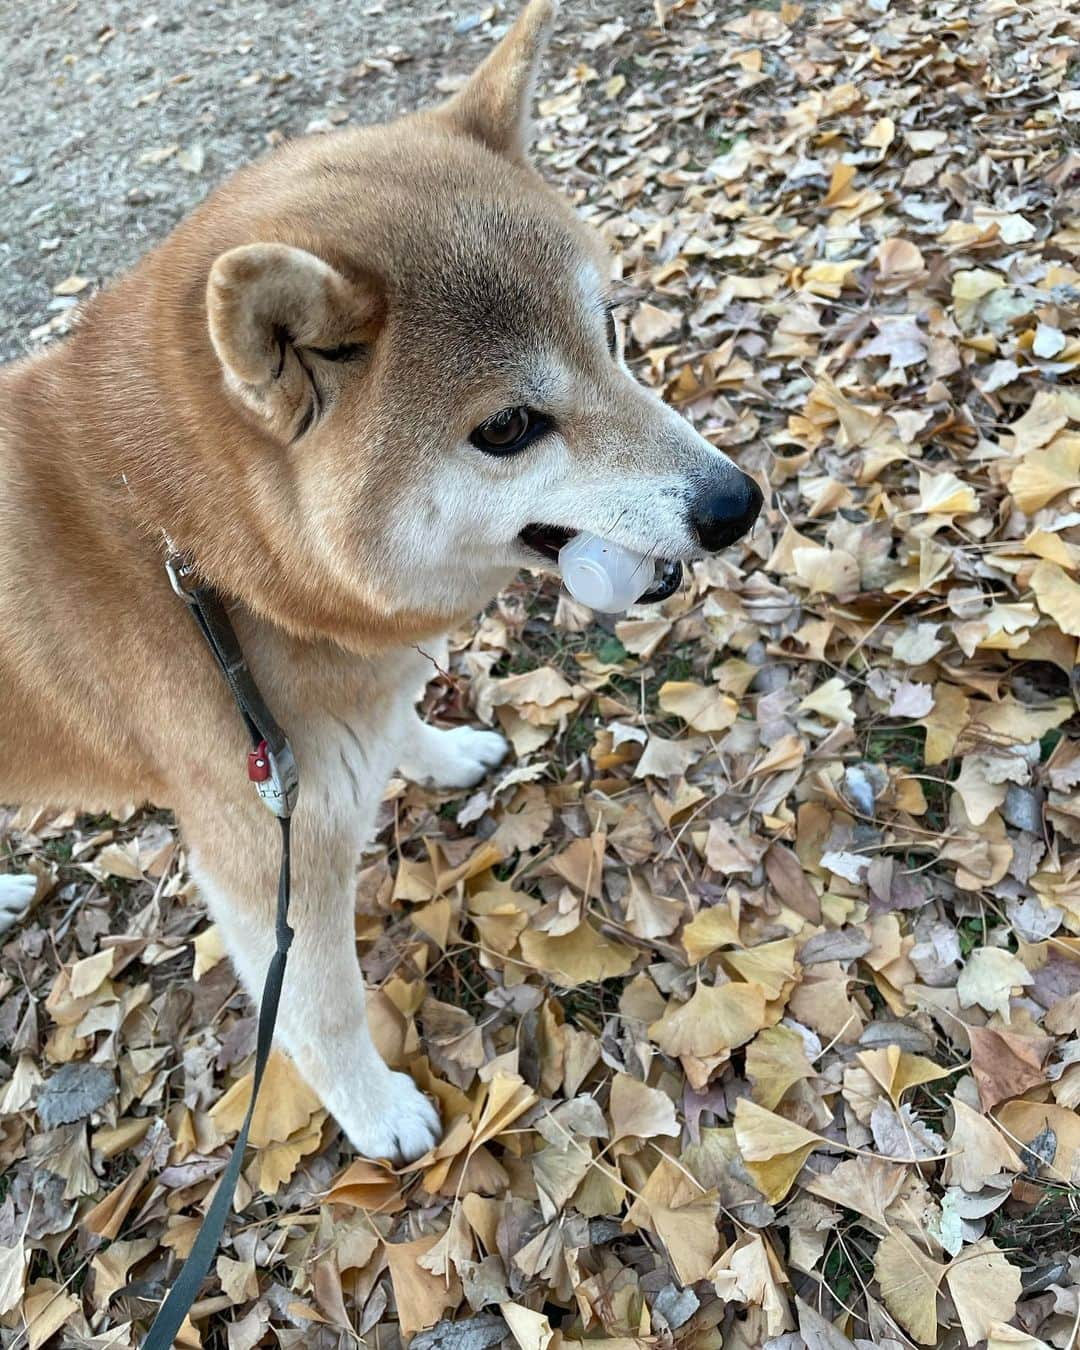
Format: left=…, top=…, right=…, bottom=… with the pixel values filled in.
left=0, top=0, right=645, bottom=361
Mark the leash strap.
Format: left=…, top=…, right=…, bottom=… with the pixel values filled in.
left=144, top=553, right=299, bottom=1349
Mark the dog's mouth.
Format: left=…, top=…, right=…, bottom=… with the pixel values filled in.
left=518, top=524, right=684, bottom=604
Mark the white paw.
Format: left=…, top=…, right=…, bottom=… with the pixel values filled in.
left=408, top=726, right=510, bottom=790
left=344, top=1071, right=442, bottom=1166
left=0, top=874, right=36, bottom=935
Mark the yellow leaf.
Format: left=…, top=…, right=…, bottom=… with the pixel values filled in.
left=1010, top=436, right=1080, bottom=512
left=710, top=1233, right=793, bottom=1337
left=658, top=680, right=738, bottom=733
left=217, top=1254, right=259, bottom=1304
left=988, top=1324, right=1054, bottom=1350
left=1021, top=528, right=1078, bottom=570
left=208, top=1050, right=322, bottom=1147
left=500, top=1303, right=555, bottom=1350
left=192, top=924, right=226, bottom=980
left=69, top=948, right=115, bottom=1000
left=324, top=1158, right=404, bottom=1213
left=471, top=1073, right=538, bottom=1151
left=255, top=1112, right=327, bottom=1194
left=1030, top=561, right=1080, bottom=637
left=877, top=237, right=925, bottom=278
left=792, top=545, right=860, bottom=597
left=626, top=1157, right=721, bottom=1284
left=649, top=980, right=767, bottom=1059
left=608, top=1073, right=678, bottom=1144
left=957, top=947, right=1032, bottom=1022
left=952, top=269, right=1004, bottom=329
left=995, top=1100, right=1080, bottom=1182
left=90, top=1237, right=156, bottom=1308
left=943, top=1099, right=1022, bottom=1194
left=519, top=919, right=635, bottom=988
left=81, top=1154, right=152, bottom=1239
left=915, top=469, right=977, bottom=517
left=799, top=677, right=855, bottom=725
left=822, top=161, right=856, bottom=207
left=945, top=1240, right=1022, bottom=1346
left=722, top=938, right=798, bottom=1000
left=682, top=902, right=740, bottom=963
left=385, top=1233, right=461, bottom=1336
left=799, top=259, right=864, bottom=298
left=1005, top=390, right=1070, bottom=455
left=733, top=1098, right=828, bottom=1203
left=874, top=1232, right=946, bottom=1345
left=805, top=1154, right=907, bottom=1229
left=922, top=682, right=970, bottom=765
left=746, top=1026, right=814, bottom=1109
left=630, top=302, right=682, bottom=349
left=856, top=1045, right=952, bottom=1104
left=23, top=1279, right=80, bottom=1350
left=863, top=117, right=895, bottom=149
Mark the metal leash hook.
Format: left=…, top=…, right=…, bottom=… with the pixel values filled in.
left=247, top=738, right=299, bottom=817
left=143, top=552, right=299, bottom=1350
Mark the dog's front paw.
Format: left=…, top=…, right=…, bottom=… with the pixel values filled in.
left=344, top=1071, right=442, bottom=1166
left=406, top=725, right=510, bottom=790
left=437, top=726, right=510, bottom=788
left=0, top=874, right=37, bottom=935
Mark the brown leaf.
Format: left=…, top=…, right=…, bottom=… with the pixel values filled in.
left=968, top=1025, right=1051, bottom=1111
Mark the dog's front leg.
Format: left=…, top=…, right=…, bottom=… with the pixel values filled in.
left=182, top=800, right=441, bottom=1165
left=397, top=638, right=509, bottom=789
left=398, top=711, right=509, bottom=789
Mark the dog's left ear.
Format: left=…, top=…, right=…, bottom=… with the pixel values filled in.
left=438, top=0, right=557, bottom=161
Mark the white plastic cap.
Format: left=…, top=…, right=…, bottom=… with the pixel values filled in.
left=558, top=533, right=654, bottom=613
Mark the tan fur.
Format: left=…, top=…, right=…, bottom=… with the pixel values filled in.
left=0, top=0, right=757, bottom=1161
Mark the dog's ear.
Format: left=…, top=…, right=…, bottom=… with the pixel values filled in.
left=439, top=0, right=557, bottom=161
left=207, top=243, right=382, bottom=440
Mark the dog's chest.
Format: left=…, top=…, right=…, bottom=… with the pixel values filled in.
left=286, top=646, right=431, bottom=851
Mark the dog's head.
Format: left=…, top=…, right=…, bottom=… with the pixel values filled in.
left=199, top=0, right=761, bottom=637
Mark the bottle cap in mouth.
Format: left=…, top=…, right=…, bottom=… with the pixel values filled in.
left=558, top=533, right=655, bottom=613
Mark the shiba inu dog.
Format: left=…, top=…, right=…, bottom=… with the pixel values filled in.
left=0, top=0, right=761, bottom=1162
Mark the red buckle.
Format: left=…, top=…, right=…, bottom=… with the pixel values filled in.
left=248, top=739, right=271, bottom=783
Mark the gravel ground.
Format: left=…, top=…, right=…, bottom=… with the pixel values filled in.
left=0, top=0, right=642, bottom=363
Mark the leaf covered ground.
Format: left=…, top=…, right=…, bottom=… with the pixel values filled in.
left=2, top=1, right=1080, bottom=1348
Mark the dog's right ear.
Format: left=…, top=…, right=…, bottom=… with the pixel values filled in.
left=438, top=0, right=557, bottom=162
left=207, top=243, right=382, bottom=441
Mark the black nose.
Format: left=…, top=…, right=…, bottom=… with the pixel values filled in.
left=690, top=472, right=763, bottom=552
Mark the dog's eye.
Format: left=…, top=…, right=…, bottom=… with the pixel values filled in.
left=310, top=342, right=363, bottom=362
left=470, top=407, right=549, bottom=455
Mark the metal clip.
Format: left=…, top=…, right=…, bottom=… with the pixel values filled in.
left=249, top=739, right=299, bottom=818
left=165, top=551, right=200, bottom=603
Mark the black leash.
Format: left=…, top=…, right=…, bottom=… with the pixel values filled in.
left=142, top=553, right=300, bottom=1350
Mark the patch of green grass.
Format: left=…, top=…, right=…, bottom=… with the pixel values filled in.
left=956, top=913, right=1010, bottom=958
left=919, top=774, right=949, bottom=830
left=1040, top=728, right=1064, bottom=760
left=38, top=836, right=75, bottom=865
left=595, top=636, right=627, bottom=666
left=991, top=1181, right=1080, bottom=1268
left=819, top=1221, right=875, bottom=1308
left=866, top=725, right=925, bottom=771
left=655, top=642, right=699, bottom=686
left=427, top=944, right=491, bottom=1019
left=556, top=977, right=625, bottom=1033
left=561, top=714, right=596, bottom=762
left=909, top=1066, right=964, bottom=1120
